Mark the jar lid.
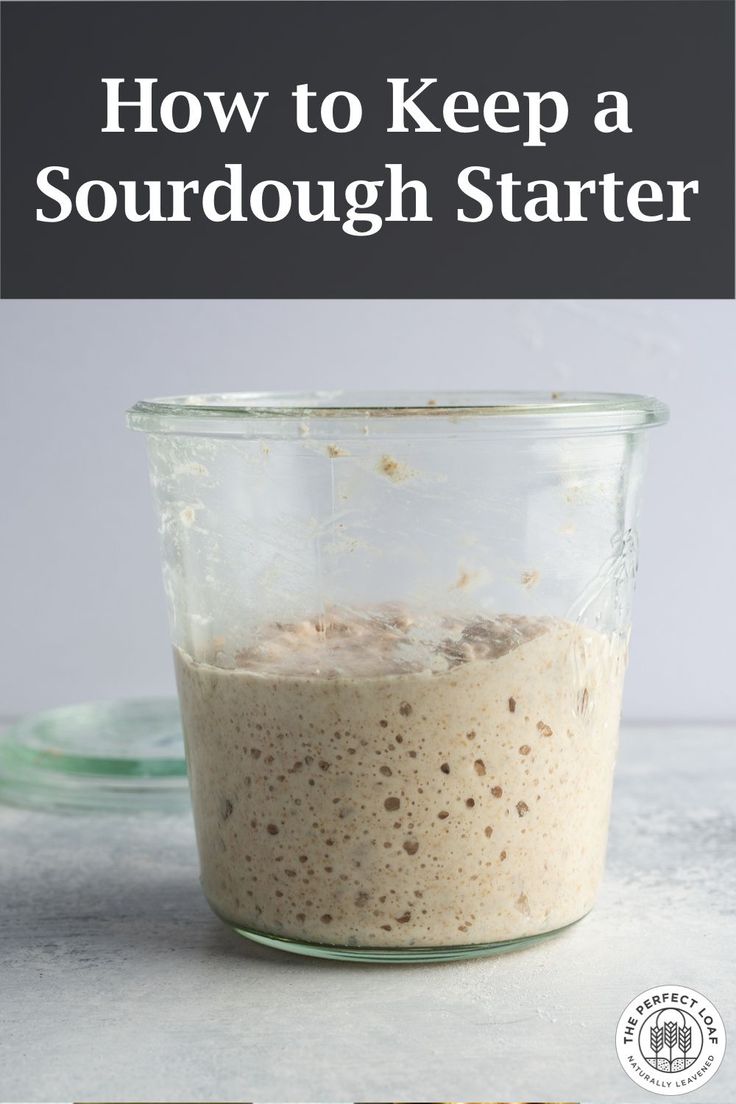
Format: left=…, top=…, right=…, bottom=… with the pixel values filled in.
left=0, top=699, right=189, bottom=814
left=127, top=390, right=669, bottom=437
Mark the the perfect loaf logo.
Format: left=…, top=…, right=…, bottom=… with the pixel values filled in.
left=615, top=985, right=727, bottom=1095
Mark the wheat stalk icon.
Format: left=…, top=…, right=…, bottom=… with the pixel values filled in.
left=679, top=1024, right=692, bottom=1063
left=650, top=1024, right=664, bottom=1063
left=649, top=1016, right=694, bottom=1071
left=664, top=1020, right=678, bottom=1065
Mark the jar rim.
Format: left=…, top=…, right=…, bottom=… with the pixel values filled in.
left=127, top=390, right=669, bottom=432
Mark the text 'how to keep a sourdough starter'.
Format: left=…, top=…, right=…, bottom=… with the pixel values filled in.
left=35, top=78, right=700, bottom=236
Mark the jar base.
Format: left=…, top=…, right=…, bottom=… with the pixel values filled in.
left=226, top=915, right=585, bottom=963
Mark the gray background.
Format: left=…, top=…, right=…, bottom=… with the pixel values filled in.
left=1, top=297, right=734, bottom=719
left=5, top=2, right=733, bottom=299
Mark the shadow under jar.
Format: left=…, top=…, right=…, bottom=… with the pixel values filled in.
left=128, top=391, right=668, bottom=962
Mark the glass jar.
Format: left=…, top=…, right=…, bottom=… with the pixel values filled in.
left=128, top=391, right=668, bottom=962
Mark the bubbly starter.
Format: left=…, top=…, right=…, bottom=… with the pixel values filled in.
left=175, top=610, right=626, bottom=947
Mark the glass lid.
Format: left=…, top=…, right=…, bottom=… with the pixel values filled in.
left=0, top=698, right=189, bottom=814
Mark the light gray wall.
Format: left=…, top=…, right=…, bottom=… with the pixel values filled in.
left=1, top=298, right=733, bottom=720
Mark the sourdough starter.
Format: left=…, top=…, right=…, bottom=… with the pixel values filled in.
left=175, top=611, right=626, bottom=947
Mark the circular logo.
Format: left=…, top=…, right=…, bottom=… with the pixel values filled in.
left=616, top=985, right=726, bottom=1095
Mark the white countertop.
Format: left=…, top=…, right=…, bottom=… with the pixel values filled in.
left=1, top=723, right=733, bottom=1102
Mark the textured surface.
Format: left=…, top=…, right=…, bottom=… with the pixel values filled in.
left=1, top=723, right=733, bottom=1103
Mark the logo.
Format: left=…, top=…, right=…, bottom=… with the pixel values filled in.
left=616, top=985, right=726, bottom=1095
